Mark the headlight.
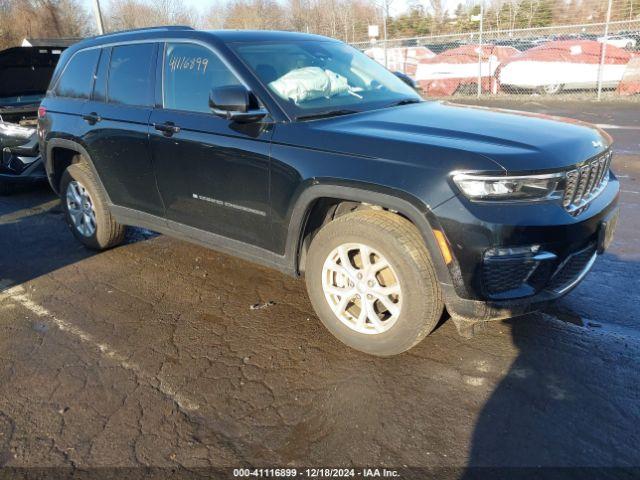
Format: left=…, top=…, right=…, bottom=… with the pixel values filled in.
left=452, top=172, right=563, bottom=201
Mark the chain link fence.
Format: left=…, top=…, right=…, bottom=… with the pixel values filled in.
left=354, top=18, right=640, bottom=100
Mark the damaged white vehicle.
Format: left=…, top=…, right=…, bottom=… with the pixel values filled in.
left=0, top=46, right=63, bottom=194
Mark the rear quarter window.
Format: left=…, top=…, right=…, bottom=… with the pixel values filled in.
left=107, top=43, right=155, bottom=107
left=55, top=49, right=100, bottom=99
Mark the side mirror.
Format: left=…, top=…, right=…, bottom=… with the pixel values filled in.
left=209, top=85, right=267, bottom=123
left=394, top=71, right=417, bottom=90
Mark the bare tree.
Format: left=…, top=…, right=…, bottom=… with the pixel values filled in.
left=203, top=0, right=227, bottom=29
left=428, top=0, right=445, bottom=25
left=287, top=0, right=310, bottom=32
left=219, top=0, right=289, bottom=30
left=0, top=0, right=91, bottom=50
left=106, top=0, right=196, bottom=32
left=282, top=0, right=378, bottom=41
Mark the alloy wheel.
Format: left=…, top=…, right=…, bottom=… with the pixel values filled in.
left=321, top=242, right=402, bottom=335
left=66, top=180, right=97, bottom=237
left=542, top=83, right=562, bottom=95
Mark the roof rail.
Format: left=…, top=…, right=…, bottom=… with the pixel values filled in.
left=97, top=25, right=194, bottom=38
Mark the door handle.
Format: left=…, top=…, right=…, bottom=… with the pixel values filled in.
left=82, top=112, right=101, bottom=125
left=154, top=122, right=181, bottom=137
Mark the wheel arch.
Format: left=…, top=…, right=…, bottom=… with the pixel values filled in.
left=285, top=182, right=454, bottom=286
left=45, top=138, right=111, bottom=203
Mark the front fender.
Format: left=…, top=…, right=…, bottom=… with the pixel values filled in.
left=283, top=180, right=457, bottom=288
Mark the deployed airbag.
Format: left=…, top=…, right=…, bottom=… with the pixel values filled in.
left=269, top=67, right=358, bottom=104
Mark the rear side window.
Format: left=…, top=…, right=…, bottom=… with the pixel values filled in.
left=163, top=42, right=242, bottom=113
left=55, top=49, right=100, bottom=99
left=107, top=43, right=155, bottom=107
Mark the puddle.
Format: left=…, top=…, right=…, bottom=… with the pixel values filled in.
left=544, top=307, right=585, bottom=327
left=545, top=306, right=640, bottom=342
left=250, top=301, right=276, bottom=310
left=125, top=227, right=160, bottom=244
left=31, top=321, right=49, bottom=333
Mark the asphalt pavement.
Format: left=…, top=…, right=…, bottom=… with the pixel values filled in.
left=0, top=100, right=638, bottom=478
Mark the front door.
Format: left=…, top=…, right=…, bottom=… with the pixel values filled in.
left=149, top=42, right=273, bottom=249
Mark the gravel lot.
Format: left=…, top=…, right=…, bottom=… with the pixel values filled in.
left=0, top=101, right=638, bottom=478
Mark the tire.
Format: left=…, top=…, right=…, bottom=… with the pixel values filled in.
left=60, top=160, right=126, bottom=250
left=305, top=210, right=444, bottom=357
left=537, top=83, right=563, bottom=95
left=456, top=82, right=478, bottom=96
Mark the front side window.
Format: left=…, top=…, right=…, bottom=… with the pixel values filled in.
left=163, top=42, right=242, bottom=114
left=232, top=41, right=420, bottom=119
left=55, top=49, right=100, bottom=99
left=108, top=43, right=155, bottom=107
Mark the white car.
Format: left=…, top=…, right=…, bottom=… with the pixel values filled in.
left=364, top=46, right=435, bottom=77
left=499, top=40, right=633, bottom=94
left=597, top=35, right=637, bottom=49
left=415, top=45, right=520, bottom=95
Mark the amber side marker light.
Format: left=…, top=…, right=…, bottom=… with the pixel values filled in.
left=433, top=229, right=453, bottom=265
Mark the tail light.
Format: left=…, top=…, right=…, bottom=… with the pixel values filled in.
left=38, top=106, right=47, bottom=119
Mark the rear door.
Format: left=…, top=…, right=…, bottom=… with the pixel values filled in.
left=43, top=48, right=101, bottom=158
left=149, top=41, right=273, bottom=249
left=79, top=43, right=165, bottom=217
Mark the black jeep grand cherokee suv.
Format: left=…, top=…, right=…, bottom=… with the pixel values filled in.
left=39, top=26, right=619, bottom=356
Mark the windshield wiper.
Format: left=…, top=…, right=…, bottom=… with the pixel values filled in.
left=296, top=109, right=359, bottom=121
left=384, top=98, right=422, bottom=108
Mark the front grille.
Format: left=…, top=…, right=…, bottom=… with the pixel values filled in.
left=527, top=260, right=555, bottom=291
left=482, top=243, right=598, bottom=299
left=562, top=150, right=612, bottom=213
left=546, top=245, right=597, bottom=293
left=483, top=258, right=539, bottom=295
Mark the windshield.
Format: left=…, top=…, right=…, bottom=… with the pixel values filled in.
left=231, top=40, right=421, bottom=119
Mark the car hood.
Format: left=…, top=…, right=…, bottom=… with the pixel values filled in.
left=300, top=101, right=611, bottom=173
left=0, top=47, right=61, bottom=100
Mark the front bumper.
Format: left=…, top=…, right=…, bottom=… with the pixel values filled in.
left=0, top=154, right=46, bottom=184
left=433, top=174, right=620, bottom=321
left=0, top=135, right=46, bottom=184
left=441, top=246, right=599, bottom=321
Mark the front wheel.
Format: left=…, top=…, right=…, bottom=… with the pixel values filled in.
left=305, top=210, right=443, bottom=356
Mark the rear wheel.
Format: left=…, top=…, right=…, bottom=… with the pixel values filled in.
left=305, top=210, right=443, bottom=357
left=60, top=161, right=125, bottom=250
